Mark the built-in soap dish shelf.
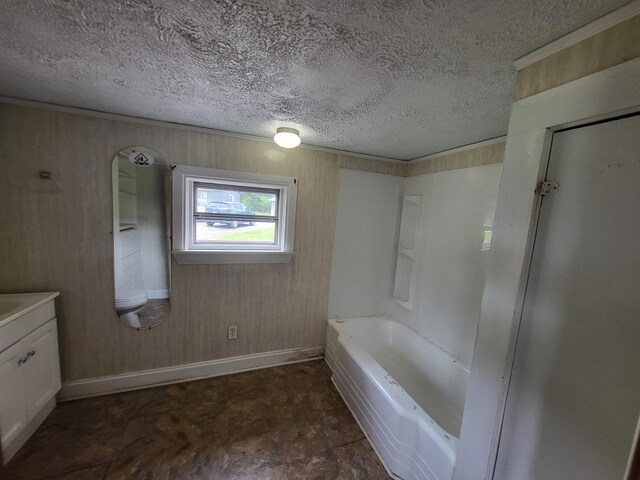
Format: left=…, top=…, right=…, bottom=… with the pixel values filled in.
left=393, top=195, right=423, bottom=309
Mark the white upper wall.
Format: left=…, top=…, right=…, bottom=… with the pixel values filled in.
left=328, top=163, right=502, bottom=368
left=328, top=169, right=403, bottom=318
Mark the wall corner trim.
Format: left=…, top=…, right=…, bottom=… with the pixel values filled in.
left=513, top=1, right=640, bottom=70
left=58, top=346, right=324, bottom=401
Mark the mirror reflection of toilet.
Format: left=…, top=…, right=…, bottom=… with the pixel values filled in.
left=115, top=289, right=148, bottom=328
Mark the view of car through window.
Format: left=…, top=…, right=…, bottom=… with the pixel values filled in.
left=194, top=185, right=278, bottom=244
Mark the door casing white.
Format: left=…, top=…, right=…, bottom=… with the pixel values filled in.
left=453, top=56, right=640, bottom=480
left=494, top=115, right=640, bottom=479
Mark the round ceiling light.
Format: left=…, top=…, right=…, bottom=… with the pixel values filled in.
left=274, top=127, right=301, bottom=149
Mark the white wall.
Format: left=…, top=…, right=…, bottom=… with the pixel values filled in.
left=328, top=164, right=502, bottom=369
left=137, top=164, right=169, bottom=293
left=387, top=164, right=502, bottom=368
left=328, top=169, right=403, bottom=318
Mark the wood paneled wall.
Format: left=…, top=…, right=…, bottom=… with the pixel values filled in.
left=0, top=103, right=397, bottom=382
left=516, top=14, right=640, bottom=100
left=0, top=101, right=507, bottom=382
left=338, top=154, right=406, bottom=176
left=406, top=142, right=505, bottom=177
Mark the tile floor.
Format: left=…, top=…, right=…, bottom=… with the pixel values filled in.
left=3, top=360, right=390, bottom=479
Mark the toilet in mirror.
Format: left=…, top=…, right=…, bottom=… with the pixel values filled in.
left=112, top=146, right=171, bottom=329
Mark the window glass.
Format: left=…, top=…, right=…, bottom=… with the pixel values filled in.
left=193, top=184, right=279, bottom=245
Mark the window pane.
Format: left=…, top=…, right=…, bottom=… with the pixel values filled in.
left=195, top=220, right=277, bottom=244
left=195, top=184, right=278, bottom=218
left=193, top=183, right=279, bottom=245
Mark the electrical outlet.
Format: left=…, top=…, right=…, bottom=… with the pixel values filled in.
left=227, top=325, right=238, bottom=340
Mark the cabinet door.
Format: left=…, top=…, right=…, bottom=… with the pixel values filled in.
left=22, top=320, right=61, bottom=420
left=0, top=341, right=27, bottom=449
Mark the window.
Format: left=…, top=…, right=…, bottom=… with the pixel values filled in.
left=172, top=165, right=297, bottom=264
left=481, top=211, right=495, bottom=252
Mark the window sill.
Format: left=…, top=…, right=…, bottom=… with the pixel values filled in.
left=172, top=250, right=294, bottom=265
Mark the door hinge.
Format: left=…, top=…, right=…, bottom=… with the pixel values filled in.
left=536, top=181, right=559, bottom=196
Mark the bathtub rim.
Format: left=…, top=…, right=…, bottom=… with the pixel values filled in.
left=328, top=315, right=471, bottom=374
left=329, top=315, right=470, bottom=435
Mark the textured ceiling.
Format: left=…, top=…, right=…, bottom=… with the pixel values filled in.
left=0, top=0, right=630, bottom=159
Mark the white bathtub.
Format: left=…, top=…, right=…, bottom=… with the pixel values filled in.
left=325, top=316, right=469, bottom=480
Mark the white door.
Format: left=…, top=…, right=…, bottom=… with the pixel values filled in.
left=22, top=320, right=61, bottom=420
left=495, top=115, right=640, bottom=480
left=0, top=341, right=27, bottom=450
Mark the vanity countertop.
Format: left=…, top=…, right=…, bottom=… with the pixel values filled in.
left=0, top=292, right=60, bottom=328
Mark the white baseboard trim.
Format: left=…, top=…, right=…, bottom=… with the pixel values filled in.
left=58, top=345, right=324, bottom=401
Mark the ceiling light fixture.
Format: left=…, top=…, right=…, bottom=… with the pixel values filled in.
left=274, top=127, right=301, bottom=149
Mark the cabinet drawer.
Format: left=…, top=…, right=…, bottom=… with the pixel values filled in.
left=0, top=301, right=55, bottom=353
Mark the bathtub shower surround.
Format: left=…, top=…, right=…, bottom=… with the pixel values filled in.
left=328, top=169, right=404, bottom=319
left=388, top=163, right=503, bottom=368
left=326, top=146, right=504, bottom=479
left=330, top=162, right=503, bottom=369
left=326, top=317, right=468, bottom=480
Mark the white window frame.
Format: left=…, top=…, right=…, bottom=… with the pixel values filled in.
left=172, top=165, right=296, bottom=264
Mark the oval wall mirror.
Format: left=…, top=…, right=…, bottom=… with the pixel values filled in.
left=111, top=146, right=171, bottom=329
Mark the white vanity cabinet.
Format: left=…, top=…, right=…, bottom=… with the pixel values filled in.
left=0, top=341, right=28, bottom=454
left=0, top=292, right=61, bottom=464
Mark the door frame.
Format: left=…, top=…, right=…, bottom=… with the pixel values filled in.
left=453, top=56, right=640, bottom=480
